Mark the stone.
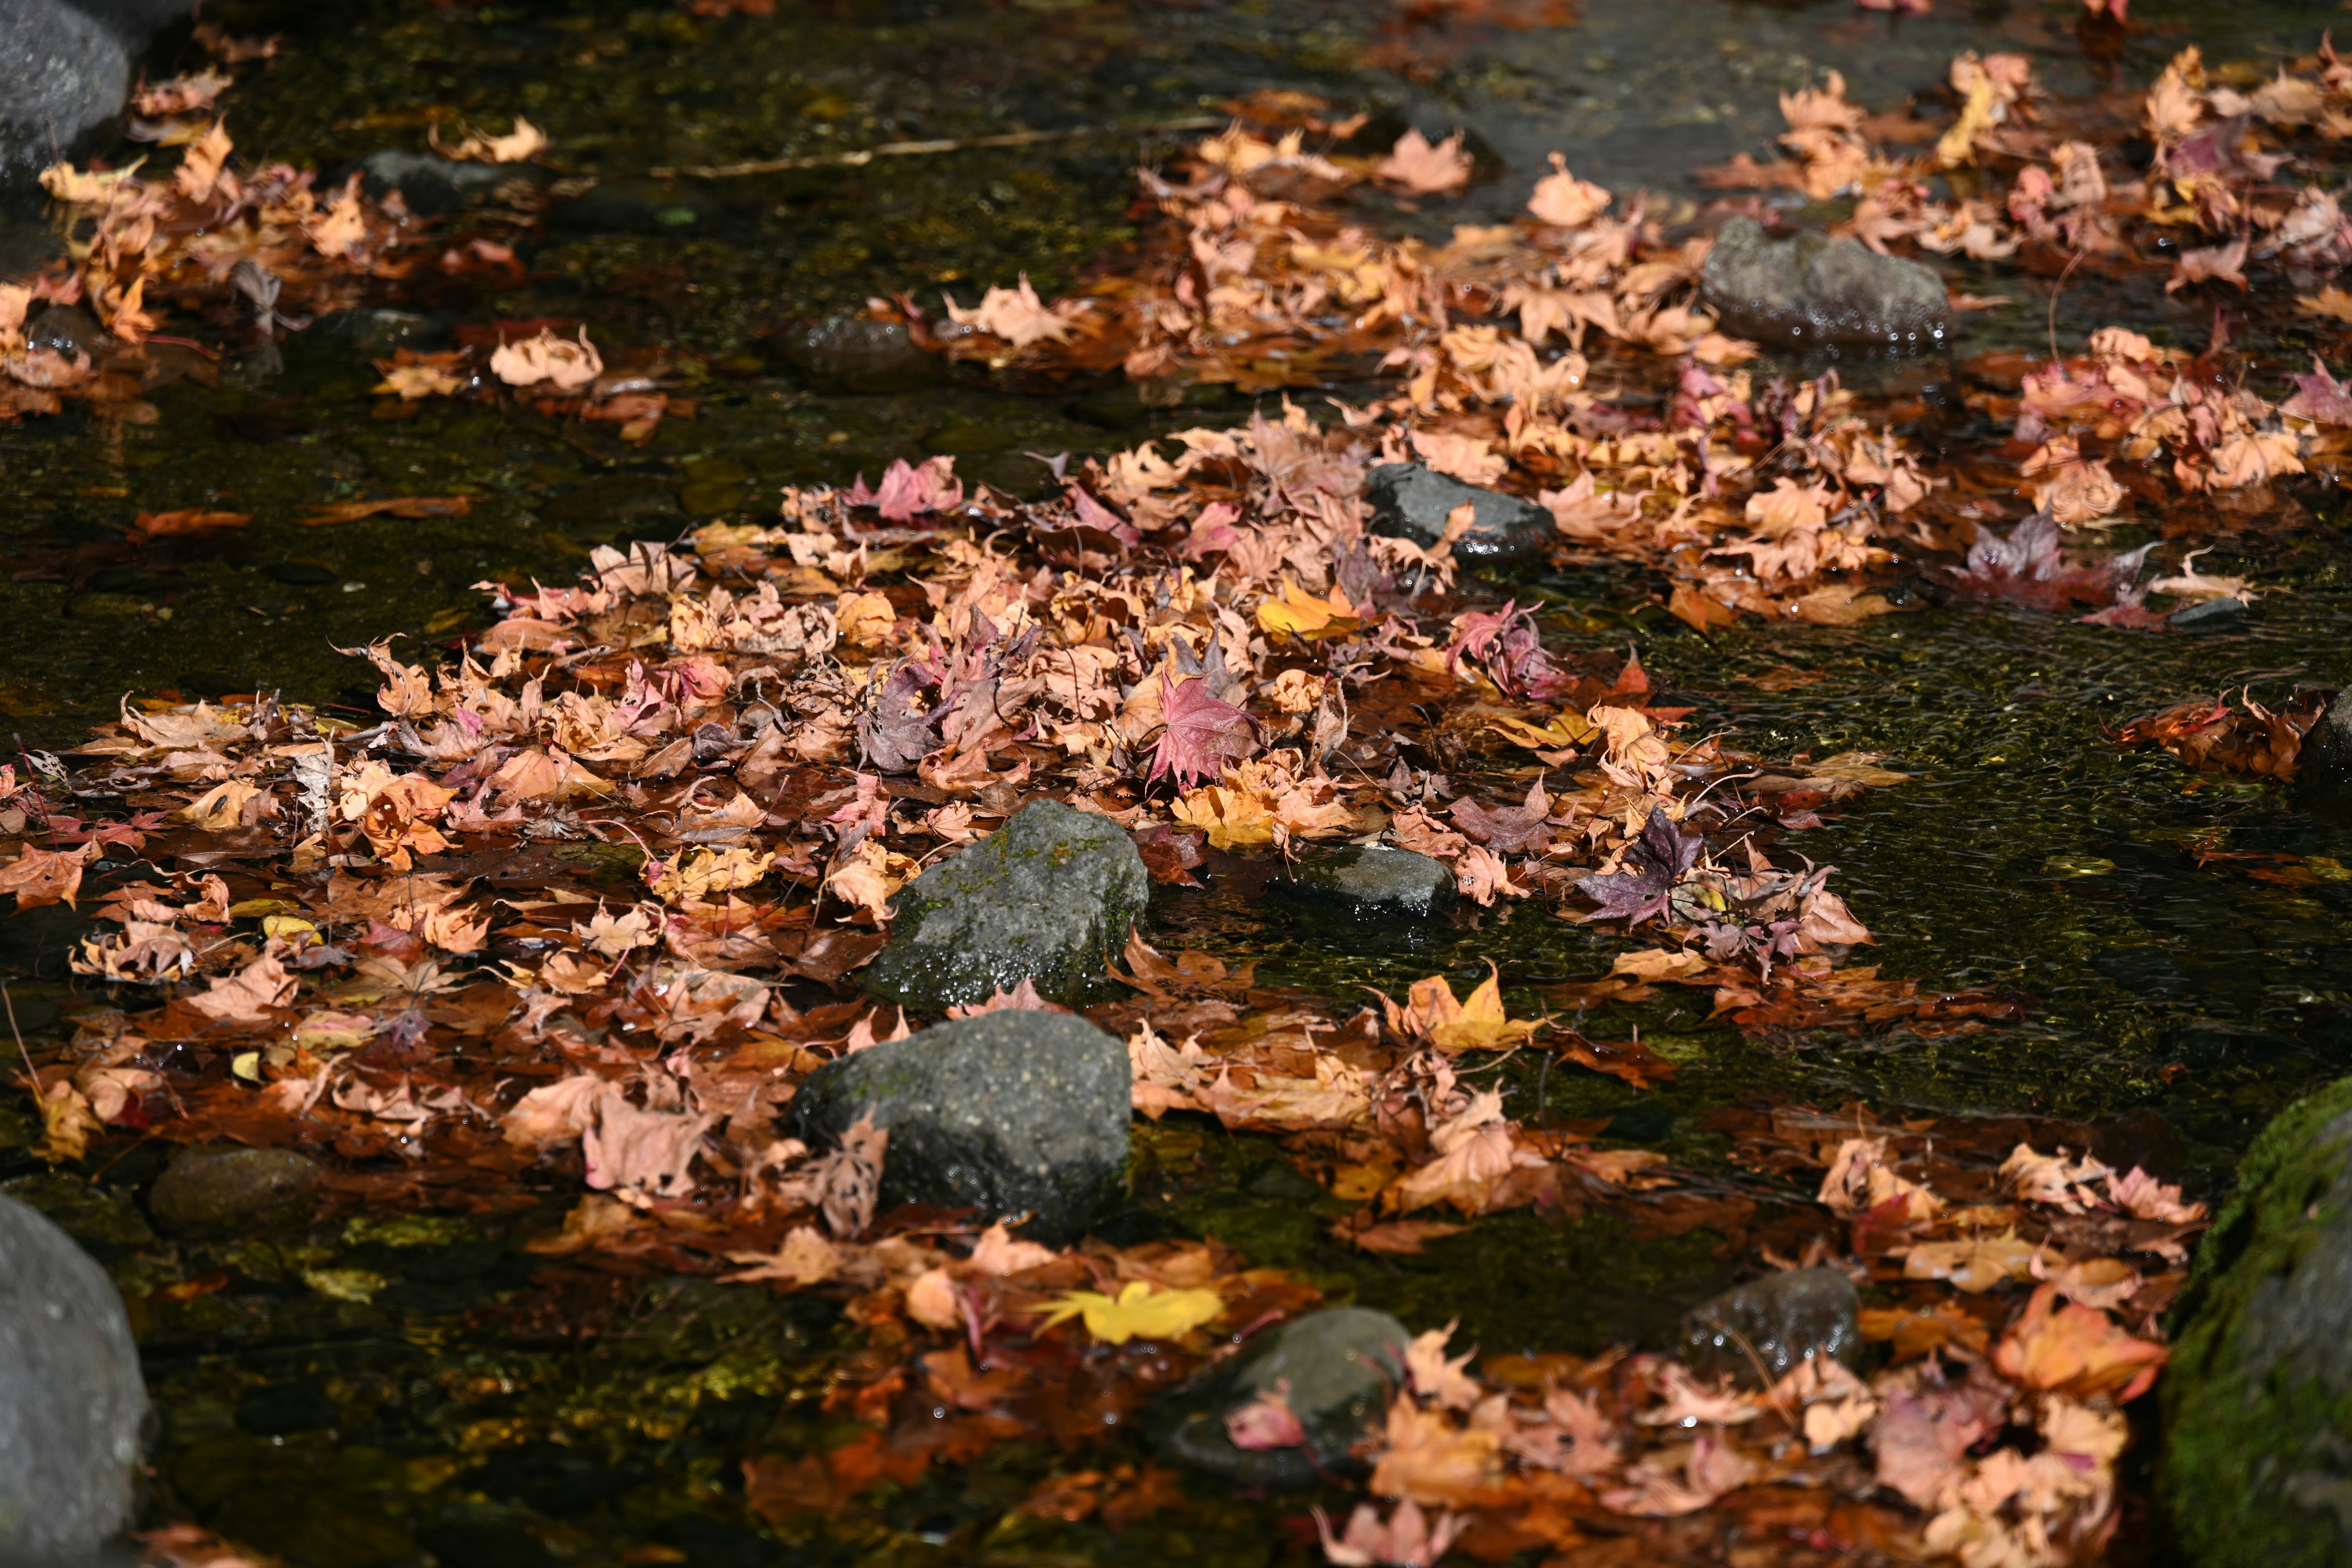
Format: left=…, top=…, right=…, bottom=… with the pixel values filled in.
left=1700, top=217, right=1950, bottom=351
left=1366, top=462, right=1555, bottom=565
left=2165, top=1075, right=2352, bottom=1568
left=147, top=1145, right=322, bottom=1239
left=775, top=316, right=944, bottom=393
left=861, top=798, right=1150, bottom=1012
left=0, top=1194, right=147, bottom=1561
left=1154, top=1306, right=1411, bottom=1487
left=1273, top=845, right=1457, bottom=919
left=1679, top=1266, right=1861, bottom=1384
left=0, top=0, right=125, bottom=173
left=2298, top=690, right=2352, bottom=807
left=353, top=150, right=522, bottom=217
left=791, top=1011, right=1130, bottom=1244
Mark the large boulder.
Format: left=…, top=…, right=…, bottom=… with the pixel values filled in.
left=1366, top=462, right=1553, bottom=565
left=861, top=799, right=1149, bottom=1012
left=0, top=1194, right=148, bottom=1560
left=1680, top=1266, right=1861, bottom=1384
left=791, top=1011, right=1130, bottom=1243
left=1155, top=1306, right=1411, bottom=1487
left=2165, top=1075, right=2352, bottom=1568
left=1700, top=217, right=1950, bottom=351
left=1273, top=845, right=1456, bottom=919
left=2297, top=690, right=2352, bottom=807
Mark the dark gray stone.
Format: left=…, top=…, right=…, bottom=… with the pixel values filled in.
left=1366, top=462, right=1553, bottom=565
left=1700, top=217, right=1950, bottom=351
left=791, top=1011, right=1129, bottom=1244
left=862, top=799, right=1149, bottom=1012
left=0, top=1194, right=146, bottom=1560
left=1274, top=845, right=1456, bottom=918
left=1155, top=1306, right=1411, bottom=1487
left=1679, top=1266, right=1861, bottom=1384
left=0, top=0, right=124, bottom=172
left=2169, top=595, right=2251, bottom=630
left=354, top=150, right=526, bottom=217
left=2166, top=1076, right=2352, bottom=1568
left=776, top=317, right=944, bottom=393
left=148, top=1145, right=322, bottom=1239
left=2299, top=690, right=2352, bottom=807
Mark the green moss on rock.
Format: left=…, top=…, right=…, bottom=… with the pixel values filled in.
left=860, top=799, right=1148, bottom=1011
left=2165, top=1074, right=2352, bottom=1567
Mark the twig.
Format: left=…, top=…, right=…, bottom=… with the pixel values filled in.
left=3, top=981, right=37, bottom=1093
left=653, top=115, right=1223, bottom=181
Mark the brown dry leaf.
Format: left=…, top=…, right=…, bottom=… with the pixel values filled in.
left=299, top=496, right=473, bottom=527
left=186, top=952, right=296, bottom=1023
left=1384, top=966, right=1544, bottom=1053
left=1374, top=129, right=1472, bottom=194
left=1991, top=1283, right=2167, bottom=1401
left=129, top=509, right=250, bottom=541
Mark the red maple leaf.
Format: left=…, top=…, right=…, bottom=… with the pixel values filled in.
left=1147, top=669, right=1257, bottom=790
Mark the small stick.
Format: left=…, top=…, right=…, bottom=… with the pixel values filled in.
left=654, top=115, right=1223, bottom=181
left=3, top=981, right=37, bottom=1093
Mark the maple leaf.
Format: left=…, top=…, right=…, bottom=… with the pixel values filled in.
left=1575, top=808, right=1702, bottom=927
left=1376, top=129, right=1472, bottom=194
left=944, top=274, right=1084, bottom=348
left=0, top=842, right=96, bottom=909
left=1404, top=1322, right=1481, bottom=1410
left=723, top=1225, right=844, bottom=1286
left=489, top=327, right=603, bottom=391
left=1040, top=1280, right=1224, bottom=1344
left=1901, top=1229, right=2040, bottom=1292
left=431, top=115, right=548, bottom=163
left=1384, top=968, right=1544, bottom=1054
left=851, top=456, right=964, bottom=522
left=1991, top=1283, right=2167, bottom=1401
left=651, top=846, right=775, bottom=903
left=2282, top=358, right=2352, bottom=425
left=858, top=662, right=941, bottom=772
left=1449, top=780, right=1551, bottom=854
left=186, top=952, right=296, bottom=1023
left=1368, top=1399, right=1502, bottom=1505
left=1148, top=669, right=1259, bottom=791
left=129, top=509, right=250, bottom=543
left=2166, top=236, right=2248, bottom=293
left=1256, top=579, right=1359, bottom=639
left=1950, top=513, right=2154, bottom=612
left=1314, top=1500, right=1468, bottom=1568
left=1527, top=152, right=1611, bottom=227
left=1226, top=1384, right=1310, bottom=1450
left=967, top=1221, right=1058, bottom=1276
left=1871, top=1363, right=2010, bottom=1508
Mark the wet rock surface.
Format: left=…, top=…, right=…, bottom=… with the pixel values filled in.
left=2297, top=689, right=2352, bottom=805
left=2166, top=1076, right=2352, bottom=1568
left=792, top=1011, right=1131, bottom=1244
left=1679, top=1266, right=1861, bottom=1383
left=147, top=1145, right=323, bottom=1239
left=1155, top=1306, right=1411, bottom=1487
left=861, top=799, right=1149, bottom=1011
left=1700, top=217, right=1950, bottom=350
left=0, top=1194, right=147, bottom=1561
left=775, top=316, right=945, bottom=394
left=1366, top=462, right=1555, bottom=565
left=1274, top=845, right=1457, bottom=918
left=0, top=0, right=124, bottom=173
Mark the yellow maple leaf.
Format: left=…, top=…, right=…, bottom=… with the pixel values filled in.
left=1170, top=783, right=1276, bottom=849
left=653, top=846, right=775, bottom=903
left=1486, top=712, right=1594, bottom=753
left=1040, top=1280, right=1224, bottom=1344
left=1386, top=964, right=1545, bottom=1053
left=1255, top=579, right=1359, bottom=639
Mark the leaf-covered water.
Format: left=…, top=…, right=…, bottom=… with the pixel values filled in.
left=6, top=1, right=2351, bottom=1564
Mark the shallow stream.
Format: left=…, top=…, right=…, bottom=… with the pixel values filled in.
left=6, top=1, right=2352, bottom=1564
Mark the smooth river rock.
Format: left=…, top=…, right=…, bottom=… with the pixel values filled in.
left=0, top=1194, right=147, bottom=1561
left=1273, top=845, right=1457, bottom=919
left=791, top=1011, right=1130, bottom=1243
left=1155, top=1306, right=1411, bottom=1487
left=148, top=1145, right=323, bottom=1239
left=1700, top=217, right=1950, bottom=351
left=1680, top=1266, right=1861, bottom=1384
left=1366, top=462, right=1555, bottom=565
left=2297, top=688, right=2352, bottom=809
left=861, top=798, right=1149, bottom=1012
left=2165, top=1074, right=2352, bottom=1568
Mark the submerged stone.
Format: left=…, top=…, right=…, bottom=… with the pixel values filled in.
left=2299, top=690, right=2352, bottom=808
left=1679, top=1266, right=1861, bottom=1384
left=1366, top=462, right=1555, bottom=565
left=0, top=1194, right=147, bottom=1561
left=791, top=1011, right=1129, bottom=1244
left=1700, top=217, right=1949, bottom=350
left=148, top=1145, right=322, bottom=1239
left=861, top=798, right=1149, bottom=1012
left=1155, top=1306, right=1411, bottom=1487
left=2165, top=1074, right=2352, bottom=1568
left=0, top=0, right=127, bottom=174
left=775, top=316, right=944, bottom=393
left=1273, top=845, right=1457, bottom=918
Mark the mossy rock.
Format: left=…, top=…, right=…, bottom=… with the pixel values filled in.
left=2165, top=1074, right=2352, bottom=1567
left=860, top=799, right=1148, bottom=1012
